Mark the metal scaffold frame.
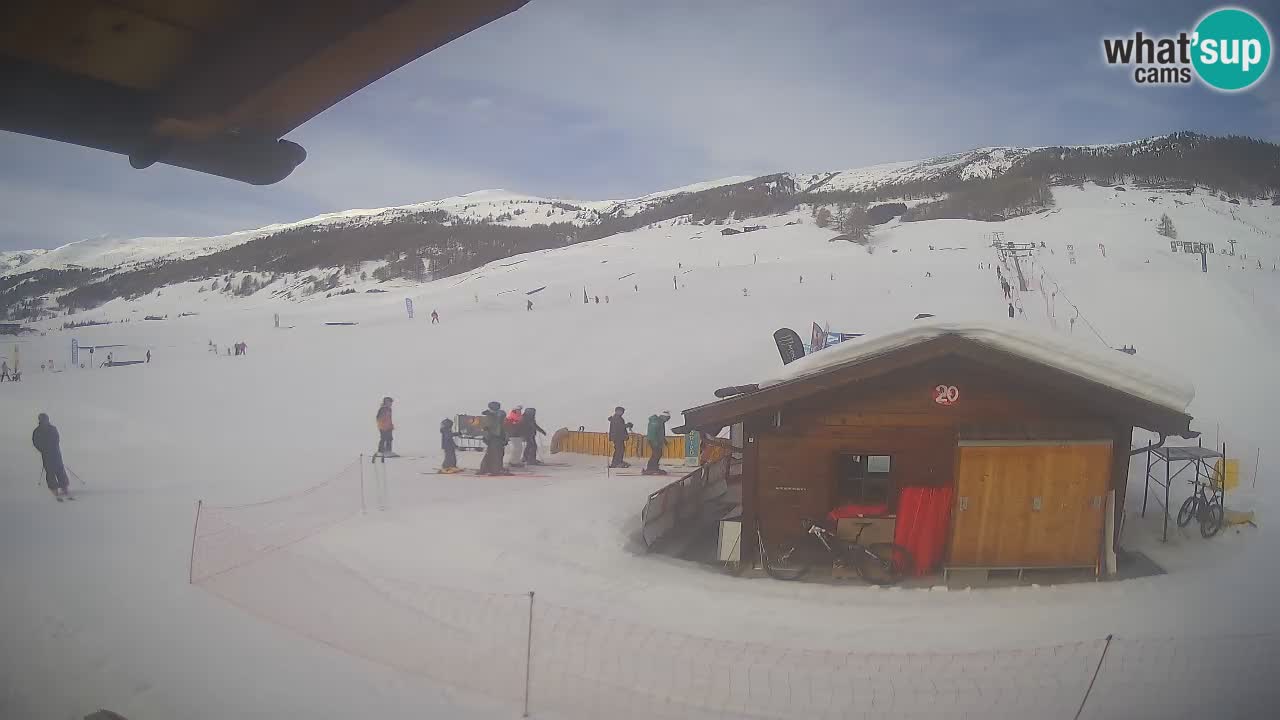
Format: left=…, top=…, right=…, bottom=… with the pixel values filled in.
left=1142, top=438, right=1225, bottom=542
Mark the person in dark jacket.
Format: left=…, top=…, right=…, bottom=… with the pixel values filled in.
left=520, top=408, right=548, bottom=465
left=32, top=413, right=71, bottom=499
left=643, top=411, right=671, bottom=475
left=1007, top=302, right=1016, bottom=319
left=440, top=419, right=461, bottom=473
left=608, top=406, right=633, bottom=468
left=478, top=402, right=511, bottom=476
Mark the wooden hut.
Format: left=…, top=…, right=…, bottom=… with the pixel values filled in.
left=675, top=324, right=1195, bottom=579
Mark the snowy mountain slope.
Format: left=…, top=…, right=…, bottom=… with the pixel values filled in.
left=795, top=146, right=1039, bottom=194
left=7, top=134, right=1273, bottom=288
left=2, top=183, right=1278, bottom=719
left=0, top=248, right=47, bottom=272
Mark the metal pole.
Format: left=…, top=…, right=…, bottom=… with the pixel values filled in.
left=1142, top=445, right=1152, bottom=517
left=359, top=455, right=366, bottom=514
left=188, top=500, right=203, bottom=584
left=1253, top=447, right=1261, bottom=490
left=1074, top=634, right=1113, bottom=720
left=523, top=591, right=535, bottom=718
left=1164, top=450, right=1170, bottom=542
left=1220, top=442, right=1227, bottom=507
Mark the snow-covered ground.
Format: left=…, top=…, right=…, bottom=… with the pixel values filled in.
left=2, top=184, right=1277, bottom=718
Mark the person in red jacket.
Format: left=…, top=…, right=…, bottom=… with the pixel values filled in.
left=505, top=405, right=525, bottom=467
left=375, top=397, right=396, bottom=458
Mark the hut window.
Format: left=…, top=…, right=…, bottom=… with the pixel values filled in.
left=836, top=453, right=892, bottom=506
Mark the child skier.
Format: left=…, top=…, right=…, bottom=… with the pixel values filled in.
left=440, top=418, right=461, bottom=473
left=506, top=405, right=525, bottom=467
left=374, top=397, right=396, bottom=459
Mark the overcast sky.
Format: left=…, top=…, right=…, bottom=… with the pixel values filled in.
left=2, top=0, right=1277, bottom=250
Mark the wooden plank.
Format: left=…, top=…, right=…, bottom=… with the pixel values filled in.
left=951, top=444, right=1110, bottom=568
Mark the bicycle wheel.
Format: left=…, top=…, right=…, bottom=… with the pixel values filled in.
left=762, top=542, right=809, bottom=581
left=858, top=543, right=913, bottom=585
left=1199, top=502, right=1224, bottom=538
left=1177, top=495, right=1199, bottom=528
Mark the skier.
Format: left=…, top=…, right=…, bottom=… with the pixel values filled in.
left=594, top=295, right=600, bottom=304
left=505, top=405, right=526, bottom=467
left=634, top=284, right=638, bottom=292
left=799, top=275, right=803, bottom=284
left=478, top=402, right=511, bottom=476
left=1007, top=302, right=1015, bottom=319
left=374, top=397, right=396, bottom=458
left=642, top=410, right=671, bottom=476
left=673, top=275, right=677, bottom=290
left=439, top=419, right=461, bottom=473
left=32, top=413, right=72, bottom=501
left=742, top=288, right=749, bottom=297
left=520, top=407, right=548, bottom=465
left=431, top=310, right=440, bottom=324
left=605, top=296, right=610, bottom=304
left=0, top=360, right=8, bottom=382
left=527, top=299, right=534, bottom=311
left=608, top=406, right=633, bottom=468
left=146, top=350, right=151, bottom=363
left=925, top=272, right=932, bottom=278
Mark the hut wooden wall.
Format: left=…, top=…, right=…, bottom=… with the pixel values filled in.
left=748, top=355, right=1124, bottom=542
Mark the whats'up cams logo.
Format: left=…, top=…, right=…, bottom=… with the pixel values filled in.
left=1103, top=7, right=1271, bottom=91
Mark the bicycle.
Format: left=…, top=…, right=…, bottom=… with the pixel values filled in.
left=764, top=517, right=913, bottom=584
left=1177, top=479, right=1223, bottom=538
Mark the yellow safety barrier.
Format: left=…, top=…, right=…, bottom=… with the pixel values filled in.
left=551, top=430, right=685, bottom=459
left=549, top=429, right=732, bottom=464
left=1214, top=458, right=1240, bottom=492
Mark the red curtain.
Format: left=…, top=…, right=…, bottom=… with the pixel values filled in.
left=894, top=486, right=953, bottom=576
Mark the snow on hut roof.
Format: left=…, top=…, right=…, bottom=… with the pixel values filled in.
left=758, top=321, right=1194, bottom=413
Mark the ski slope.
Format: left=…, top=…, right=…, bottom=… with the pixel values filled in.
left=1, top=184, right=1277, bottom=719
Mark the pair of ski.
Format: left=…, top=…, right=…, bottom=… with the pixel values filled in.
left=424, top=468, right=550, bottom=477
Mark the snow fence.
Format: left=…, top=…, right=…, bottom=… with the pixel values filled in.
left=190, top=458, right=1279, bottom=719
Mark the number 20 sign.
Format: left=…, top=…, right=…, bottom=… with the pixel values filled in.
left=934, top=384, right=960, bottom=406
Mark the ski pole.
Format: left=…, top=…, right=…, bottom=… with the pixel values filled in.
left=67, top=466, right=86, bottom=486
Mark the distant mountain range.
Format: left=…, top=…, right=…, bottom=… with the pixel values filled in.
left=2, top=132, right=1277, bottom=319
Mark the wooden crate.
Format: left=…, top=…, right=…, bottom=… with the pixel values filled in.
left=836, top=516, right=896, bottom=545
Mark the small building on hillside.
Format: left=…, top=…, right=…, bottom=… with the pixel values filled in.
left=720, top=227, right=741, bottom=236
left=674, top=323, right=1196, bottom=580
left=742, top=225, right=766, bottom=233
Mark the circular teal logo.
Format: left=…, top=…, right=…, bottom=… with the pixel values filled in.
left=1192, top=8, right=1272, bottom=91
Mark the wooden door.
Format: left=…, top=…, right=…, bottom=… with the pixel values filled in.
left=950, top=442, right=1111, bottom=568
